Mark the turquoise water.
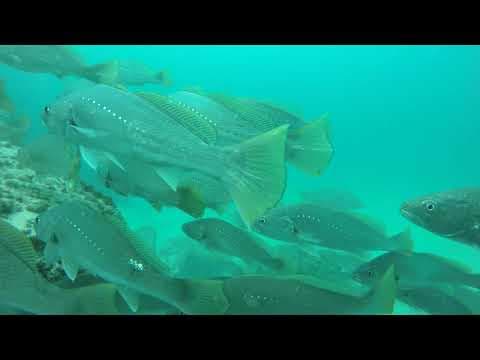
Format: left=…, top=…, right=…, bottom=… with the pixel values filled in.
left=1, top=45, right=479, bottom=314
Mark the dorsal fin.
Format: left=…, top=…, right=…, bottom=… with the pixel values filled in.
left=135, top=91, right=217, bottom=145
left=206, top=93, right=277, bottom=132
left=0, top=219, right=39, bottom=272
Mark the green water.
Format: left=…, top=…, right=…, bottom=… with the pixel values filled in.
left=1, top=45, right=479, bottom=314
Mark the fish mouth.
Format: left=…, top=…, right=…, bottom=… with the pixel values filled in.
left=399, top=206, right=425, bottom=227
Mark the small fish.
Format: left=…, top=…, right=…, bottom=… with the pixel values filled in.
left=253, top=203, right=413, bottom=254
left=169, top=89, right=334, bottom=177
left=221, top=265, right=396, bottom=314
left=43, top=84, right=289, bottom=226
left=116, top=60, right=171, bottom=87
left=299, top=188, right=365, bottom=211
left=398, top=286, right=473, bottom=315
left=352, top=251, right=480, bottom=290
left=17, top=134, right=81, bottom=180
left=400, top=188, right=480, bottom=248
left=34, top=200, right=229, bottom=314
left=182, top=218, right=285, bottom=270
left=0, top=45, right=118, bottom=84
left=0, top=80, right=30, bottom=144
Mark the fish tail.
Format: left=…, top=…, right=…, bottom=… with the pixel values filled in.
left=82, top=60, right=119, bottom=85
left=286, top=114, right=334, bottom=176
left=155, top=70, right=172, bottom=86
left=363, top=265, right=397, bottom=314
left=222, top=124, right=289, bottom=227
left=391, top=227, right=414, bottom=253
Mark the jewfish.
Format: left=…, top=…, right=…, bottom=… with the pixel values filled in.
left=115, top=60, right=171, bottom=87
left=0, top=80, right=29, bottom=144
left=167, top=89, right=334, bottom=177
left=0, top=45, right=118, bottom=84
left=253, top=203, right=413, bottom=254
left=34, top=200, right=230, bottom=314
left=221, top=265, right=396, bottom=314
left=401, top=188, right=480, bottom=248
left=42, top=84, right=288, bottom=226
left=182, top=218, right=285, bottom=270
left=352, top=250, right=480, bottom=289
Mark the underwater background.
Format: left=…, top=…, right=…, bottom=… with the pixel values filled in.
left=1, top=45, right=479, bottom=314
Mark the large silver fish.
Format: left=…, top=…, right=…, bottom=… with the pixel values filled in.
left=0, top=45, right=118, bottom=84
left=168, top=89, right=334, bottom=176
left=42, top=84, right=289, bottom=226
left=253, top=203, right=413, bottom=254
left=34, top=200, right=230, bottom=314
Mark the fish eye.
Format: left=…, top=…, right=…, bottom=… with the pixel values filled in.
left=34, top=216, right=40, bottom=224
left=44, top=106, right=51, bottom=115
left=367, top=271, right=373, bottom=277
left=258, top=217, right=266, bottom=224
left=424, top=201, right=435, bottom=211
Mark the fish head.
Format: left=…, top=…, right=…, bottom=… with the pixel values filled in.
left=34, top=205, right=63, bottom=244
left=42, top=96, right=74, bottom=136
left=352, top=252, right=398, bottom=286
left=252, top=211, right=298, bottom=243
left=182, top=219, right=210, bottom=244
left=400, top=191, right=471, bottom=238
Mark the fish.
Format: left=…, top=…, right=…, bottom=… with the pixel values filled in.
left=115, top=60, right=171, bottom=87
left=182, top=218, right=285, bottom=270
left=400, top=188, right=480, bottom=248
left=252, top=203, right=413, bottom=254
left=272, top=242, right=367, bottom=279
left=80, top=147, right=205, bottom=217
left=42, top=84, right=289, bottom=226
left=157, top=235, right=246, bottom=280
left=437, top=284, right=480, bottom=314
left=17, top=134, right=81, bottom=180
left=169, top=89, right=334, bottom=176
left=0, top=80, right=30, bottom=144
left=221, top=265, right=396, bottom=314
left=352, top=251, right=480, bottom=290
left=0, top=45, right=118, bottom=84
left=398, top=286, right=473, bottom=315
left=299, top=188, right=365, bottom=211
left=34, top=200, right=230, bottom=314
left=0, top=218, right=79, bottom=314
